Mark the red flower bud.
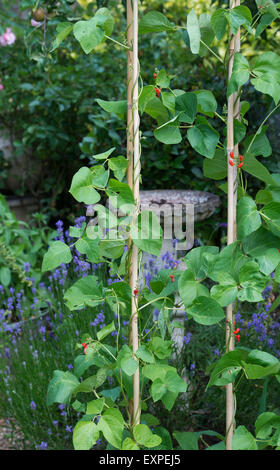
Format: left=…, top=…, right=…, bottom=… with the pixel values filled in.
left=155, top=87, right=161, bottom=98
left=134, top=289, right=139, bottom=296
left=235, top=335, right=240, bottom=342
left=239, top=155, right=243, bottom=161
left=230, top=151, right=234, bottom=158
left=229, top=159, right=235, bottom=166
left=238, top=162, right=243, bottom=168
left=170, top=274, right=175, bottom=282
left=233, top=328, right=240, bottom=335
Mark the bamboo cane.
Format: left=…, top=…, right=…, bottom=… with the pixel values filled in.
left=226, top=0, right=240, bottom=450
left=126, top=0, right=134, bottom=189
left=126, top=0, right=141, bottom=427
left=131, top=0, right=141, bottom=426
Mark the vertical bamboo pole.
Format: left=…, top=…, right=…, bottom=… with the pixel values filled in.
left=131, top=0, right=141, bottom=426
left=126, top=0, right=134, bottom=189
left=126, top=0, right=141, bottom=427
left=226, top=0, right=240, bottom=450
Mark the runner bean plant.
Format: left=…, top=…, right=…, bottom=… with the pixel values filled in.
left=41, top=1, right=280, bottom=450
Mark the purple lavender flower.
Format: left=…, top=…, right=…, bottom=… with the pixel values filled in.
left=183, top=332, right=192, bottom=345
left=30, top=400, right=36, bottom=410
left=39, top=441, right=48, bottom=450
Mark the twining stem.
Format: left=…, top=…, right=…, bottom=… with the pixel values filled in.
left=104, top=35, right=131, bottom=50
left=246, top=103, right=280, bottom=156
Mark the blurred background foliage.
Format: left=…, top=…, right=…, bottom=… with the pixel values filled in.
left=0, top=0, right=279, bottom=240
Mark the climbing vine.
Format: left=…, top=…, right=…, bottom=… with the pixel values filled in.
left=41, top=0, right=280, bottom=450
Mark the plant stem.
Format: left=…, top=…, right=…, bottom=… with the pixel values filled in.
left=104, top=35, right=131, bottom=50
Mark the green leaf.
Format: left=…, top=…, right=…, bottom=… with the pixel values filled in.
left=75, top=236, right=99, bottom=264
left=95, top=7, right=114, bottom=36
left=64, top=275, right=103, bottom=310
left=175, top=92, right=197, bottom=124
left=255, top=13, right=277, bottom=37
left=86, top=398, right=105, bottom=415
left=237, top=196, right=262, bottom=239
left=139, top=85, right=156, bottom=113
left=97, top=321, right=116, bottom=341
left=97, top=408, right=125, bottom=449
left=96, top=99, right=127, bottom=120
left=99, top=238, right=126, bottom=260
left=154, top=121, right=182, bottom=145
left=42, top=241, right=72, bottom=273
left=133, top=424, right=162, bottom=448
left=251, top=52, right=280, bottom=104
left=106, top=179, right=135, bottom=215
left=142, top=363, right=177, bottom=382
left=73, top=419, right=100, bottom=450
left=144, top=97, right=170, bottom=126
left=108, top=156, right=128, bottom=182
left=207, top=349, right=247, bottom=388
left=179, top=269, right=209, bottom=308
left=203, top=149, right=227, bottom=180
left=210, top=9, right=228, bottom=40
left=210, top=284, right=238, bottom=307
left=255, top=248, right=280, bottom=275
left=188, top=296, right=225, bottom=325
left=183, top=245, right=219, bottom=279
left=46, top=370, right=79, bottom=406
left=130, top=210, right=162, bottom=256
left=155, top=69, right=170, bottom=88
left=73, top=17, right=105, bottom=54
left=243, top=156, right=275, bottom=186
left=150, top=337, right=173, bottom=360
left=244, top=126, right=272, bottom=158
left=139, top=11, right=174, bottom=34
left=255, top=412, right=280, bottom=440
left=243, top=227, right=280, bottom=257
left=151, top=379, right=167, bottom=402
left=227, top=53, right=250, bottom=97
left=195, top=90, right=217, bottom=117
left=91, top=165, right=109, bottom=189
left=187, top=9, right=201, bottom=54
left=121, top=437, right=140, bottom=450
left=229, top=6, right=252, bottom=35
left=0, top=266, right=11, bottom=287
left=51, top=22, right=73, bottom=51
left=187, top=117, right=219, bottom=158
left=135, top=345, right=155, bottom=364
left=116, top=345, right=139, bottom=376
left=69, top=167, right=101, bottom=204
left=198, top=14, right=215, bottom=58
left=173, top=431, right=199, bottom=450
left=232, top=426, right=257, bottom=450
left=92, top=147, right=116, bottom=161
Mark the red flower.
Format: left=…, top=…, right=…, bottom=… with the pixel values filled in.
left=82, top=342, right=88, bottom=354
left=238, top=162, right=243, bottom=168
left=153, top=72, right=158, bottom=79
left=229, top=159, right=235, bottom=166
left=233, top=328, right=240, bottom=335
left=239, top=155, right=243, bottom=161
left=230, top=151, right=234, bottom=158
left=155, top=87, right=161, bottom=98
left=235, top=335, right=240, bottom=342
left=170, top=274, right=175, bottom=283
left=134, top=289, right=139, bottom=296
